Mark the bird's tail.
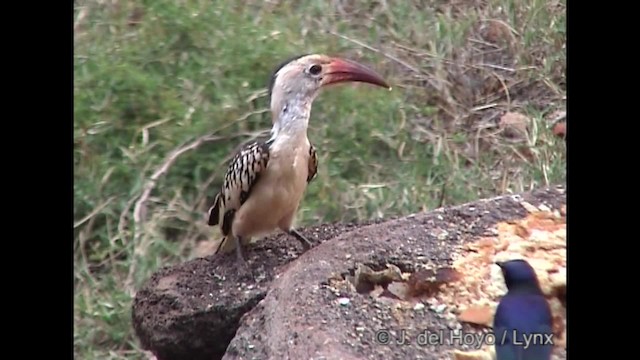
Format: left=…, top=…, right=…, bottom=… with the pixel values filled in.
left=207, top=193, right=221, bottom=226
left=208, top=193, right=231, bottom=254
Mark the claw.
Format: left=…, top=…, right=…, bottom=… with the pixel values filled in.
left=288, top=229, right=314, bottom=252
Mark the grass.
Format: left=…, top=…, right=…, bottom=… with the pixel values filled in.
left=73, top=0, right=566, bottom=358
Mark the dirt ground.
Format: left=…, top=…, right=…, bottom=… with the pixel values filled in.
left=132, top=185, right=566, bottom=360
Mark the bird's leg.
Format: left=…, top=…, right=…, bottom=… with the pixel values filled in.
left=234, top=235, right=246, bottom=263
left=234, top=236, right=252, bottom=277
left=288, top=229, right=314, bottom=251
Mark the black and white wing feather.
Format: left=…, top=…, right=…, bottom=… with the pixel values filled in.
left=207, top=141, right=271, bottom=238
left=307, top=143, right=318, bottom=183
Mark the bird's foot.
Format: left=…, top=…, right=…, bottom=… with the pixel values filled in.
left=288, top=229, right=314, bottom=252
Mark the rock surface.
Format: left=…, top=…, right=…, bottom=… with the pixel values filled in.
left=132, top=186, right=567, bottom=360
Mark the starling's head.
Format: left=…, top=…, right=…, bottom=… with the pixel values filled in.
left=496, top=259, right=542, bottom=292
left=268, top=54, right=390, bottom=115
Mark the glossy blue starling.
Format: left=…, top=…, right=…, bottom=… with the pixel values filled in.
left=493, top=259, right=554, bottom=360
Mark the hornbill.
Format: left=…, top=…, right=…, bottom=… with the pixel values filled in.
left=207, top=54, right=390, bottom=268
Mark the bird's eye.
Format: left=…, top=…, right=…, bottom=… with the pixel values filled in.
left=309, top=64, right=322, bottom=75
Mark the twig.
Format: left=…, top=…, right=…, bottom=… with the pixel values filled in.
left=117, top=192, right=139, bottom=245
left=475, top=63, right=516, bottom=73
left=325, top=29, right=423, bottom=75
left=471, top=103, right=499, bottom=112
left=391, top=41, right=459, bottom=67
left=391, top=42, right=431, bottom=56
left=491, top=72, right=512, bottom=109
left=133, top=134, right=223, bottom=225
left=139, top=118, right=171, bottom=147
left=214, top=109, right=269, bottom=134
left=468, top=37, right=502, bottom=49
left=74, top=197, right=115, bottom=228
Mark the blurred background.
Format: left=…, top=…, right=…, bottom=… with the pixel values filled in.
left=73, top=0, right=566, bottom=358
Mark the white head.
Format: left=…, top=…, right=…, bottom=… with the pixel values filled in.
left=266, top=54, right=390, bottom=138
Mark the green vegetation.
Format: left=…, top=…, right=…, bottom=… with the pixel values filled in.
left=74, top=0, right=565, bottom=358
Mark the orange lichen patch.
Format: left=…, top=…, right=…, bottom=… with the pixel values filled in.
left=458, top=306, right=493, bottom=327
left=439, top=201, right=566, bottom=351
left=451, top=346, right=495, bottom=360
